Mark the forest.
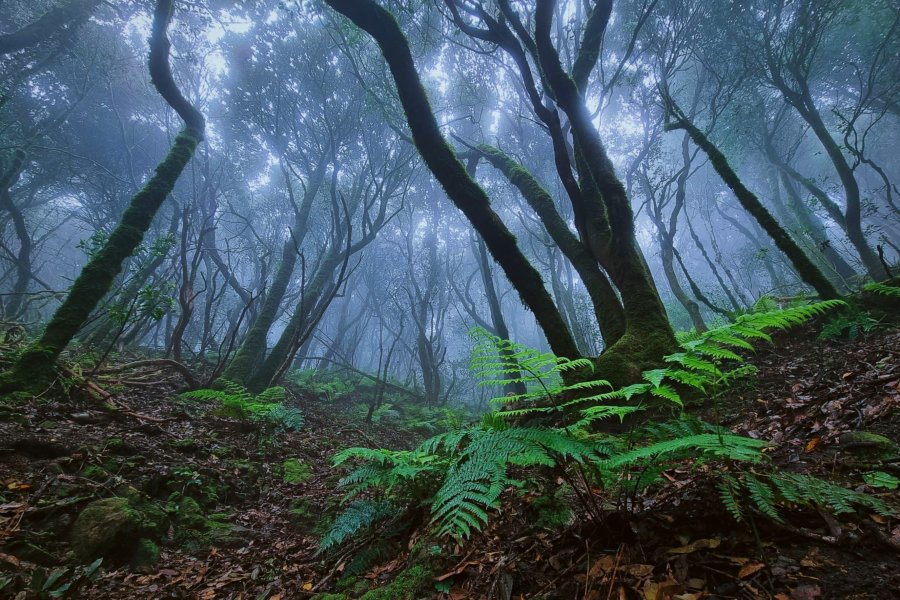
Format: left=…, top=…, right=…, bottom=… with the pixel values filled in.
left=0, top=0, right=898, bottom=598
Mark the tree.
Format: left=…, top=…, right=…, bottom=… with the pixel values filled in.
left=0, top=0, right=204, bottom=393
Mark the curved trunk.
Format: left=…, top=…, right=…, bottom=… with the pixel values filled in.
left=476, top=145, right=626, bottom=346
left=0, top=0, right=100, bottom=55
left=322, top=0, right=580, bottom=361
left=533, top=0, right=676, bottom=382
left=0, top=0, right=204, bottom=393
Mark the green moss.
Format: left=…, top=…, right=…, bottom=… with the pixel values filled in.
left=282, top=458, right=312, bottom=484
left=530, top=491, right=573, bottom=530
left=289, top=499, right=313, bottom=522
left=130, top=538, right=160, bottom=572
left=311, top=594, right=348, bottom=600
left=71, top=497, right=143, bottom=562
left=175, top=496, right=206, bottom=529
left=0, top=130, right=201, bottom=394
left=358, top=565, right=432, bottom=600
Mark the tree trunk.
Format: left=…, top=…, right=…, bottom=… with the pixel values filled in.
left=322, top=0, right=581, bottom=362
left=665, top=113, right=839, bottom=300
left=0, top=0, right=204, bottom=393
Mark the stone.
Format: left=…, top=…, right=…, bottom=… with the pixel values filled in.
left=71, top=497, right=142, bottom=562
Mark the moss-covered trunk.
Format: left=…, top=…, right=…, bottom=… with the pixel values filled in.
left=532, top=1, right=677, bottom=381
left=477, top=145, right=626, bottom=347
left=322, top=0, right=580, bottom=362
left=220, top=239, right=297, bottom=386
left=0, top=0, right=203, bottom=393
left=666, top=114, right=839, bottom=300
left=246, top=249, right=342, bottom=392
left=0, top=130, right=200, bottom=392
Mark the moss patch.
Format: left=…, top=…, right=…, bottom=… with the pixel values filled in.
left=359, top=565, right=432, bottom=600
left=71, top=497, right=143, bottom=563
left=281, top=458, right=312, bottom=484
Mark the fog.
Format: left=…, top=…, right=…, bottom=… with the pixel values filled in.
left=2, top=0, right=897, bottom=405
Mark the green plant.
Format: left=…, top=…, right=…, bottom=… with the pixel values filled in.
left=324, top=300, right=893, bottom=549
left=862, top=282, right=900, bottom=297
left=718, top=471, right=893, bottom=523
left=818, top=304, right=879, bottom=340
left=181, top=381, right=303, bottom=431
left=18, top=558, right=103, bottom=599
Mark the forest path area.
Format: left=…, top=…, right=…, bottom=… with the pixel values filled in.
left=0, top=325, right=898, bottom=599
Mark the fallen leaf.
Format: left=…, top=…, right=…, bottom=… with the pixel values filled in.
left=302, top=582, right=313, bottom=591
left=623, top=564, right=654, bottom=578
left=791, top=584, right=822, bottom=600
left=738, top=563, right=766, bottom=578
left=667, top=538, right=721, bottom=554
left=803, top=437, right=821, bottom=453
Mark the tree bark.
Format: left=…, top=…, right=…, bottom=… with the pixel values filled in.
left=0, top=0, right=204, bottom=393
left=322, top=0, right=580, bottom=361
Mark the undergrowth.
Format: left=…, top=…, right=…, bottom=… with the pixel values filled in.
left=319, top=298, right=895, bottom=559
left=181, top=381, right=304, bottom=432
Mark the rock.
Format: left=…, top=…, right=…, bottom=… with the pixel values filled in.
left=176, top=497, right=207, bottom=529
left=130, top=538, right=160, bottom=572
left=839, top=431, right=899, bottom=458
left=11, top=437, right=71, bottom=459
left=71, top=497, right=142, bottom=562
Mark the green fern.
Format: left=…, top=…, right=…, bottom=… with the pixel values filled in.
left=318, top=500, right=394, bottom=553
left=863, top=282, right=900, bottom=297
left=323, top=301, right=876, bottom=548
left=722, top=471, right=895, bottom=523
left=181, top=383, right=303, bottom=431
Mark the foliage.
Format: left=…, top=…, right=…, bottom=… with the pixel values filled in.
left=862, top=282, right=900, bottom=297
left=717, top=471, right=894, bottom=523
left=181, top=381, right=303, bottom=432
left=0, top=558, right=103, bottom=599
left=492, top=300, right=846, bottom=425
left=319, top=300, right=896, bottom=549
left=318, top=500, right=395, bottom=553
left=818, top=303, right=879, bottom=340
left=288, top=369, right=355, bottom=402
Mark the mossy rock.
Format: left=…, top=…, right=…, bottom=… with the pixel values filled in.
left=281, top=458, right=312, bottom=484
left=175, top=496, right=207, bottom=529
left=336, top=574, right=370, bottom=597
left=130, top=538, right=160, bottom=572
left=71, top=497, right=142, bottom=563
left=840, top=431, right=899, bottom=458
left=358, top=565, right=433, bottom=600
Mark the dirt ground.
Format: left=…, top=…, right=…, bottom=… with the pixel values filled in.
left=1, top=326, right=898, bottom=599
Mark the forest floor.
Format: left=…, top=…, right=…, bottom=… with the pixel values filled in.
left=1, top=324, right=898, bottom=599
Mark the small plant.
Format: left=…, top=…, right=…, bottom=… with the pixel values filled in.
left=321, top=299, right=896, bottom=550
left=181, top=381, right=304, bottom=432
left=818, top=304, right=879, bottom=340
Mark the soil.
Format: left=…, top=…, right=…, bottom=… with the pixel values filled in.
left=0, top=325, right=898, bottom=599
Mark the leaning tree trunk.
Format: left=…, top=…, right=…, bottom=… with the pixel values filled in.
left=0, top=0, right=100, bottom=55
left=0, top=0, right=204, bottom=393
left=322, top=0, right=580, bottom=362
left=533, top=0, right=677, bottom=383
left=476, top=145, right=626, bottom=346
left=664, top=110, right=839, bottom=301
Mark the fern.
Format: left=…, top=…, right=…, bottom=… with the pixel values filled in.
left=722, top=471, right=895, bottom=523
left=318, top=500, right=394, bottom=553
left=181, top=383, right=303, bottom=431
left=323, top=301, right=876, bottom=548
left=863, top=282, right=900, bottom=297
